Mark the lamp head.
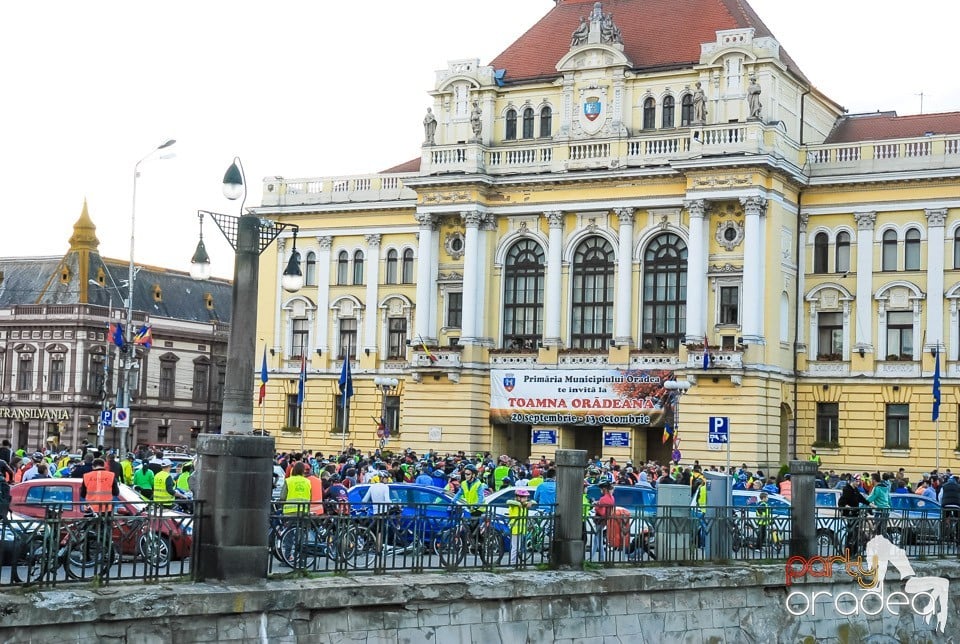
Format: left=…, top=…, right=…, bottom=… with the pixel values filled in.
left=664, top=380, right=693, bottom=391
left=281, top=250, right=303, bottom=293
left=190, top=239, right=212, bottom=281
left=222, top=159, right=244, bottom=201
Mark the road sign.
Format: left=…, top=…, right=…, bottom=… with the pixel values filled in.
left=100, top=410, right=113, bottom=427
left=708, top=416, right=728, bottom=451
left=114, top=407, right=130, bottom=429
left=531, top=429, right=558, bottom=445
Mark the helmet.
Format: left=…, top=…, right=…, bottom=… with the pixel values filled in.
left=515, top=488, right=530, bottom=497
left=464, top=464, right=478, bottom=474
left=588, top=467, right=600, bottom=476
left=433, top=470, right=445, bottom=478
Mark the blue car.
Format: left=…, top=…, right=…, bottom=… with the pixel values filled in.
left=346, top=484, right=463, bottom=542
left=585, top=484, right=657, bottom=518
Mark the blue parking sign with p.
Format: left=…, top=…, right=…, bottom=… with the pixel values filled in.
left=708, top=416, right=729, bottom=444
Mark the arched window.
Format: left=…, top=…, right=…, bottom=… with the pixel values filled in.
left=353, top=250, right=364, bottom=285
left=571, top=237, right=615, bottom=349
left=385, top=249, right=398, bottom=284
left=502, top=240, right=545, bottom=349
left=954, top=228, right=960, bottom=269
left=336, top=251, right=349, bottom=285
left=662, top=96, right=675, bottom=128
left=402, top=249, right=415, bottom=283
left=539, top=106, right=552, bottom=138
left=813, top=232, right=829, bottom=273
left=904, top=228, right=921, bottom=270
left=835, top=232, right=851, bottom=274
left=642, top=98, right=656, bottom=129
left=882, top=230, right=898, bottom=271
left=680, top=94, right=693, bottom=126
left=304, top=251, right=317, bottom=286
left=505, top=109, right=517, bottom=140
left=641, top=234, right=687, bottom=352
left=522, top=107, right=534, bottom=139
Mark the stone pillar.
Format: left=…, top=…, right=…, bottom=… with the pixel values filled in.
left=363, top=234, right=381, bottom=356
left=459, top=210, right=482, bottom=345
left=474, top=215, right=496, bottom=345
left=683, top=199, right=707, bottom=343
left=789, top=459, right=818, bottom=559
left=614, top=208, right=635, bottom=347
left=553, top=449, right=587, bottom=568
left=925, top=208, right=947, bottom=351
left=315, top=236, right=332, bottom=356
left=740, top=196, right=767, bottom=344
left=854, top=212, right=877, bottom=355
left=414, top=213, right=435, bottom=344
left=544, top=211, right=564, bottom=347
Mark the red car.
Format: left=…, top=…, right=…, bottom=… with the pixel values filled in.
left=10, top=479, right=193, bottom=567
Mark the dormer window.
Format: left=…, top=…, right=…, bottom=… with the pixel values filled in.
left=204, top=293, right=214, bottom=310
left=60, top=266, right=71, bottom=284
left=153, top=285, right=163, bottom=302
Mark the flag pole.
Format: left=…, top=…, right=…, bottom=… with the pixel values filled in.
left=340, top=385, right=347, bottom=453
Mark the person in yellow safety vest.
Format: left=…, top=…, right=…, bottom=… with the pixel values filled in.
left=175, top=462, right=193, bottom=495
left=280, top=462, right=312, bottom=516
left=506, top=488, right=536, bottom=564
left=809, top=449, right=822, bottom=467
left=528, top=472, right=544, bottom=489
left=452, top=466, right=487, bottom=508
left=152, top=459, right=177, bottom=508
left=493, top=456, right=512, bottom=491
left=120, top=453, right=135, bottom=486
left=755, top=491, right=772, bottom=549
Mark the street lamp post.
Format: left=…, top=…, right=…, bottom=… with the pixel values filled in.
left=89, top=279, right=117, bottom=447
left=121, top=139, right=176, bottom=454
left=664, top=380, right=692, bottom=466
left=190, top=156, right=303, bottom=580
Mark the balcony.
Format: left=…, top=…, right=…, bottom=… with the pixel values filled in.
left=260, top=173, right=418, bottom=207
left=410, top=347, right=462, bottom=383
left=806, top=134, right=960, bottom=178
left=686, top=349, right=744, bottom=370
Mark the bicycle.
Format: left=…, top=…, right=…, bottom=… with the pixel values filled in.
left=63, top=510, right=118, bottom=580
left=8, top=507, right=66, bottom=584
left=435, top=508, right=504, bottom=568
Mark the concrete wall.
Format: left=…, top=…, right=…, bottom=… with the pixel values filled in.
left=1, top=562, right=958, bottom=643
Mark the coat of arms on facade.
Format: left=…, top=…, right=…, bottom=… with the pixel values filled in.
left=578, top=86, right=608, bottom=135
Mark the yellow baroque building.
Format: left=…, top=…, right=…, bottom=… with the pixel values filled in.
left=252, top=0, right=960, bottom=477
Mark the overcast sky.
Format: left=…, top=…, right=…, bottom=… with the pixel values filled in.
left=1, top=0, right=956, bottom=280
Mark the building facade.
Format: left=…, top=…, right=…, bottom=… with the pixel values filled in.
left=0, top=202, right=232, bottom=452
left=252, top=0, right=960, bottom=475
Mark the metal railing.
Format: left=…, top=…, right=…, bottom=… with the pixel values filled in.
left=266, top=503, right=555, bottom=576
left=0, top=501, right=199, bottom=587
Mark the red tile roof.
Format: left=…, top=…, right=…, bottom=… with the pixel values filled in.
left=824, top=112, right=960, bottom=143
left=489, top=0, right=807, bottom=84
left=380, top=157, right=421, bottom=173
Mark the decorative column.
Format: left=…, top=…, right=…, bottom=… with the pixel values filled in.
left=925, top=208, right=947, bottom=351
left=362, top=234, right=382, bottom=356
left=854, top=212, right=877, bottom=354
left=429, top=225, right=441, bottom=341
left=459, top=210, right=483, bottom=345
left=315, top=236, right=332, bottom=356
left=614, top=208, right=635, bottom=346
left=740, top=196, right=767, bottom=344
left=796, top=214, right=809, bottom=351
left=414, top=213, right=435, bottom=344
left=544, top=211, right=564, bottom=347
left=683, top=199, right=708, bottom=343
left=474, top=215, right=496, bottom=345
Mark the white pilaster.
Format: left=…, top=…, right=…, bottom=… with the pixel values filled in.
left=429, top=226, right=441, bottom=341
left=854, top=212, right=877, bottom=354
left=740, top=196, right=767, bottom=344
left=925, top=208, right=947, bottom=351
left=363, top=234, right=381, bottom=355
left=683, top=199, right=707, bottom=343
left=315, top=236, right=332, bottom=355
left=544, top=211, right=564, bottom=347
left=459, top=210, right=483, bottom=345
left=796, top=215, right=808, bottom=351
left=614, top=208, right=635, bottom=346
left=414, top=213, right=435, bottom=344
left=475, top=215, right=496, bottom=345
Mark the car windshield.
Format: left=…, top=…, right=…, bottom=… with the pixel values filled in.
left=816, top=492, right=838, bottom=506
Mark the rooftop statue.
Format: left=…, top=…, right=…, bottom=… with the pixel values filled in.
left=571, top=17, right=589, bottom=47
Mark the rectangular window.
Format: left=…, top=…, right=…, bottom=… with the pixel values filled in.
left=333, top=393, right=351, bottom=434
left=447, top=291, right=463, bottom=329
left=816, top=402, right=839, bottom=444
left=286, top=394, right=300, bottom=429
left=884, top=404, right=910, bottom=449
left=385, top=394, right=400, bottom=437
left=339, top=318, right=357, bottom=359
left=16, top=356, right=33, bottom=391
left=291, top=318, right=309, bottom=358
left=214, top=366, right=226, bottom=401
left=193, top=363, right=209, bottom=402
left=719, top=286, right=739, bottom=325
left=388, top=317, right=407, bottom=359
left=159, top=362, right=176, bottom=401
left=89, top=354, right=105, bottom=396
left=49, top=357, right=65, bottom=392
left=817, top=312, right=844, bottom=359
left=886, top=311, right=913, bottom=360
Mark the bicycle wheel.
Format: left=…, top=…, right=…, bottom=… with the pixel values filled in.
left=435, top=528, right=465, bottom=568
left=14, top=532, right=58, bottom=583
left=480, top=528, right=504, bottom=566
left=64, top=527, right=113, bottom=580
left=278, top=525, right=319, bottom=570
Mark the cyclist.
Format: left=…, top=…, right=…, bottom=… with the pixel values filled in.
left=755, top=491, right=771, bottom=550
left=866, top=473, right=891, bottom=537
left=80, top=458, right=119, bottom=515
left=453, top=465, right=488, bottom=537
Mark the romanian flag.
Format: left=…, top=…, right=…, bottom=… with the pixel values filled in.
left=420, top=337, right=438, bottom=364
left=258, top=346, right=268, bottom=406
left=662, top=424, right=674, bottom=445
left=110, top=323, right=125, bottom=348
left=133, top=325, right=153, bottom=349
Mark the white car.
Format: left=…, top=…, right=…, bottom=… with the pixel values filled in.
left=483, top=486, right=540, bottom=516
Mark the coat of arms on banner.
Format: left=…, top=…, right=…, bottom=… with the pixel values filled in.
left=577, top=86, right=607, bottom=135
left=503, top=373, right=516, bottom=392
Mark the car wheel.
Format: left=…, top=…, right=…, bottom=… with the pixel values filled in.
left=816, top=529, right=837, bottom=552
left=138, top=533, right=172, bottom=568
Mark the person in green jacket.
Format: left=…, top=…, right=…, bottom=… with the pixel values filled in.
left=866, top=473, right=891, bottom=536
left=133, top=463, right=155, bottom=500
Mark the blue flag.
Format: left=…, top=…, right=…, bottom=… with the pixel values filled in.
left=339, top=356, right=354, bottom=409
left=702, top=341, right=711, bottom=370
left=297, top=354, right=306, bottom=408
left=110, top=323, right=125, bottom=348
left=933, top=347, right=942, bottom=421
